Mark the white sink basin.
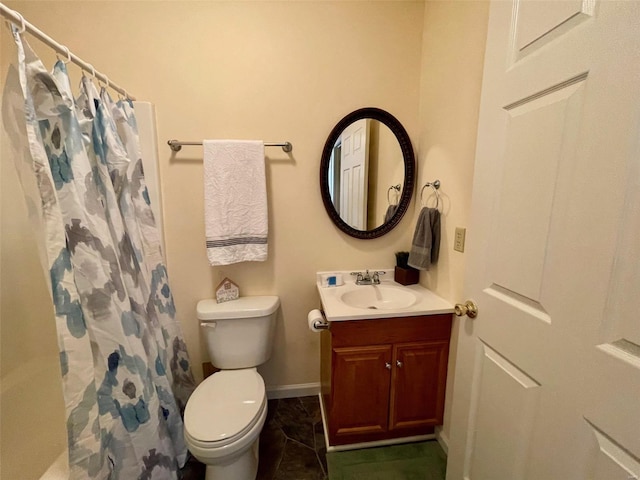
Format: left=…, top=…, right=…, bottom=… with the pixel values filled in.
left=316, top=270, right=455, bottom=321
left=340, top=285, right=418, bottom=310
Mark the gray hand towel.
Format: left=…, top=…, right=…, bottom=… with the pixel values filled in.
left=407, top=207, right=441, bottom=270
left=384, top=204, right=398, bottom=223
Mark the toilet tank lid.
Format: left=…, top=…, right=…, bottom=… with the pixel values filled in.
left=197, top=296, right=280, bottom=320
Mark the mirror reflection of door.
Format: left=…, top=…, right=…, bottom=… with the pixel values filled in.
left=329, top=143, right=342, bottom=211
left=338, top=118, right=369, bottom=229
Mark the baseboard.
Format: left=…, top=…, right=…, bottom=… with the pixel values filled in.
left=435, top=426, right=449, bottom=455
left=265, top=382, right=320, bottom=399
left=326, top=433, right=437, bottom=453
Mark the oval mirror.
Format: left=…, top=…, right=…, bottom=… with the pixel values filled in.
left=320, top=108, right=415, bottom=239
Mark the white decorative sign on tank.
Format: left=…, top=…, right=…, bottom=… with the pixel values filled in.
left=215, top=277, right=239, bottom=303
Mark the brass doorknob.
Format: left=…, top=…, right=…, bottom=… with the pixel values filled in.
left=455, top=300, right=478, bottom=318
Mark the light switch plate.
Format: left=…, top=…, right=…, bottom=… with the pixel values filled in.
left=454, top=227, right=466, bottom=252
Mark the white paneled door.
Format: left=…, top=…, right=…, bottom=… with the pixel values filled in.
left=447, top=1, right=640, bottom=479
left=339, top=118, right=370, bottom=230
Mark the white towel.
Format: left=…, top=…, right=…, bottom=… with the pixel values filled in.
left=204, top=140, right=268, bottom=265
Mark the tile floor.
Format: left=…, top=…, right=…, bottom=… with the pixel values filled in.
left=181, top=395, right=327, bottom=479
left=326, top=440, right=446, bottom=480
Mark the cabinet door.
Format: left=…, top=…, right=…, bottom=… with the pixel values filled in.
left=330, top=345, right=392, bottom=440
left=389, top=341, right=449, bottom=431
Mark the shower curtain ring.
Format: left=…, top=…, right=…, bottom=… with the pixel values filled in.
left=14, top=12, right=26, bottom=34
left=87, top=64, right=96, bottom=79
left=61, top=46, right=72, bottom=64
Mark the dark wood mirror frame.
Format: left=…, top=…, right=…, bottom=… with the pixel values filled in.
left=320, top=107, right=415, bottom=239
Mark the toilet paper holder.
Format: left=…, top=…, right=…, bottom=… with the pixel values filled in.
left=308, top=309, right=330, bottom=331
left=313, top=317, right=330, bottom=330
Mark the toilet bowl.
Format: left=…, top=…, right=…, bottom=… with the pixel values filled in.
left=184, top=296, right=279, bottom=480
left=184, top=369, right=268, bottom=479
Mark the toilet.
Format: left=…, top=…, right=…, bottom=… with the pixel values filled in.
left=184, top=296, right=279, bottom=480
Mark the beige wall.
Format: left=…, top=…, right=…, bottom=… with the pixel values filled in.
left=417, top=0, right=490, bottom=444
left=1, top=1, right=424, bottom=476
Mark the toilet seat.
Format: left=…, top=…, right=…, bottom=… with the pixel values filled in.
left=184, top=369, right=266, bottom=448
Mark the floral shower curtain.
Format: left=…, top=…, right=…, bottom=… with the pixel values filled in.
left=7, top=27, right=195, bottom=479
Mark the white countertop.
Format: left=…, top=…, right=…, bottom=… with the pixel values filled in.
left=316, top=270, right=454, bottom=321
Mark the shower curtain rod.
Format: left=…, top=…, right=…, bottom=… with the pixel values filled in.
left=0, top=2, right=135, bottom=100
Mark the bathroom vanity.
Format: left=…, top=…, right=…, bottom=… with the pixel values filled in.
left=316, top=271, right=454, bottom=447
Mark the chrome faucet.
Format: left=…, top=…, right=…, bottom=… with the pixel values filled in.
left=350, top=270, right=386, bottom=285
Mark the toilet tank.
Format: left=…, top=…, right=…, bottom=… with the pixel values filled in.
left=197, top=296, right=279, bottom=369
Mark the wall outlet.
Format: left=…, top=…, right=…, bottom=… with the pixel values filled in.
left=454, top=227, right=466, bottom=252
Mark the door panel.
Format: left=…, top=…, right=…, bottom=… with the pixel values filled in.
left=514, top=0, right=594, bottom=59
left=467, top=341, right=540, bottom=480
left=601, top=148, right=640, bottom=350
left=491, top=79, right=585, bottom=303
left=447, top=1, right=640, bottom=479
left=588, top=420, right=640, bottom=480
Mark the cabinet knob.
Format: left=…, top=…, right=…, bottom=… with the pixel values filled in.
left=385, top=362, right=392, bottom=370
left=396, top=360, right=403, bottom=368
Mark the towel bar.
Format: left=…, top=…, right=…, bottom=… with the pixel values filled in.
left=167, top=139, right=293, bottom=153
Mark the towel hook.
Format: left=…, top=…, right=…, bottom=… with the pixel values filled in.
left=420, top=179, right=441, bottom=210
left=387, top=184, right=401, bottom=206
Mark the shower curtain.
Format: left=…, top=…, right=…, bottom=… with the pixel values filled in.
left=6, top=27, right=196, bottom=479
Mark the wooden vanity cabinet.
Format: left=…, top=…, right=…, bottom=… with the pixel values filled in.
left=320, top=314, right=452, bottom=446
